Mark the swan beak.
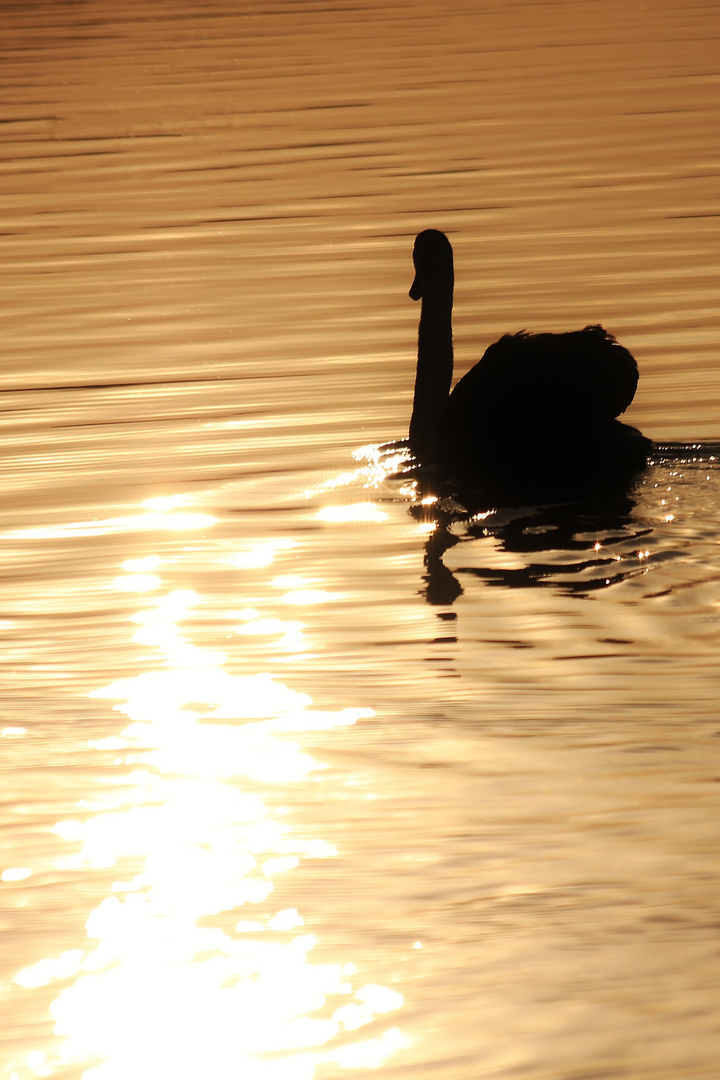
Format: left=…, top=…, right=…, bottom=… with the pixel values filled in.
left=409, top=273, right=422, bottom=301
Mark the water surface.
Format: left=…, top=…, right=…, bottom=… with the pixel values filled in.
left=2, top=2, right=720, bottom=1078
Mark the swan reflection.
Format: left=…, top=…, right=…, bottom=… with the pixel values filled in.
left=329, top=443, right=650, bottom=602
left=411, top=489, right=657, bottom=603
left=339, top=441, right=720, bottom=605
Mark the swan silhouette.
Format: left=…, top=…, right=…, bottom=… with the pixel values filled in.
left=408, top=229, right=650, bottom=493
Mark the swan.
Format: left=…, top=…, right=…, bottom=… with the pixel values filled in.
left=408, top=229, right=650, bottom=490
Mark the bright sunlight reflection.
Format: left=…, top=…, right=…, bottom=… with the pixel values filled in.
left=317, top=504, right=388, bottom=523
left=13, top=526, right=406, bottom=1080
left=5, top=504, right=216, bottom=540
left=303, top=444, right=412, bottom=498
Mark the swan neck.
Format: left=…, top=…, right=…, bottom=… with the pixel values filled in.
left=409, top=288, right=454, bottom=463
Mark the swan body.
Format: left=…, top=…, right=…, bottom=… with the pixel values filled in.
left=408, top=229, right=649, bottom=491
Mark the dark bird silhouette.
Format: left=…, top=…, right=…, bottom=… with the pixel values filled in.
left=408, top=229, right=650, bottom=498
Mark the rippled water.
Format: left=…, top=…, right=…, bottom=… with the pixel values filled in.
left=3, top=2, right=720, bottom=1078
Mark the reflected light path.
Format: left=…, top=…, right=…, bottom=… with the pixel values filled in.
left=11, top=504, right=406, bottom=1080
left=5, top=499, right=217, bottom=541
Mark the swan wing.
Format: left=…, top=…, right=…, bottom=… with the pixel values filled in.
left=447, top=326, right=638, bottom=429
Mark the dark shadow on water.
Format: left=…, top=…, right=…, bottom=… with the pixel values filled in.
left=414, top=489, right=652, bottom=605
left=375, top=439, right=720, bottom=606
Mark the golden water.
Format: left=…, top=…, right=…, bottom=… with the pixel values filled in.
left=2, top=2, right=720, bottom=1078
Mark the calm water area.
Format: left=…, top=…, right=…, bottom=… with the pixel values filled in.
left=3, top=1, right=720, bottom=1077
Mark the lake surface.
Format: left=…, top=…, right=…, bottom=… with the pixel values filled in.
left=2, top=2, right=720, bottom=1078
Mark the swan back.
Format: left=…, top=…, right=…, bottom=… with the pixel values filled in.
left=449, top=325, right=639, bottom=430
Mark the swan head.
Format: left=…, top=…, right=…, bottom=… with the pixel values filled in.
left=409, top=229, right=454, bottom=301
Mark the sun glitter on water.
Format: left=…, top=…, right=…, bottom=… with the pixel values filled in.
left=9, top=501, right=408, bottom=1080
